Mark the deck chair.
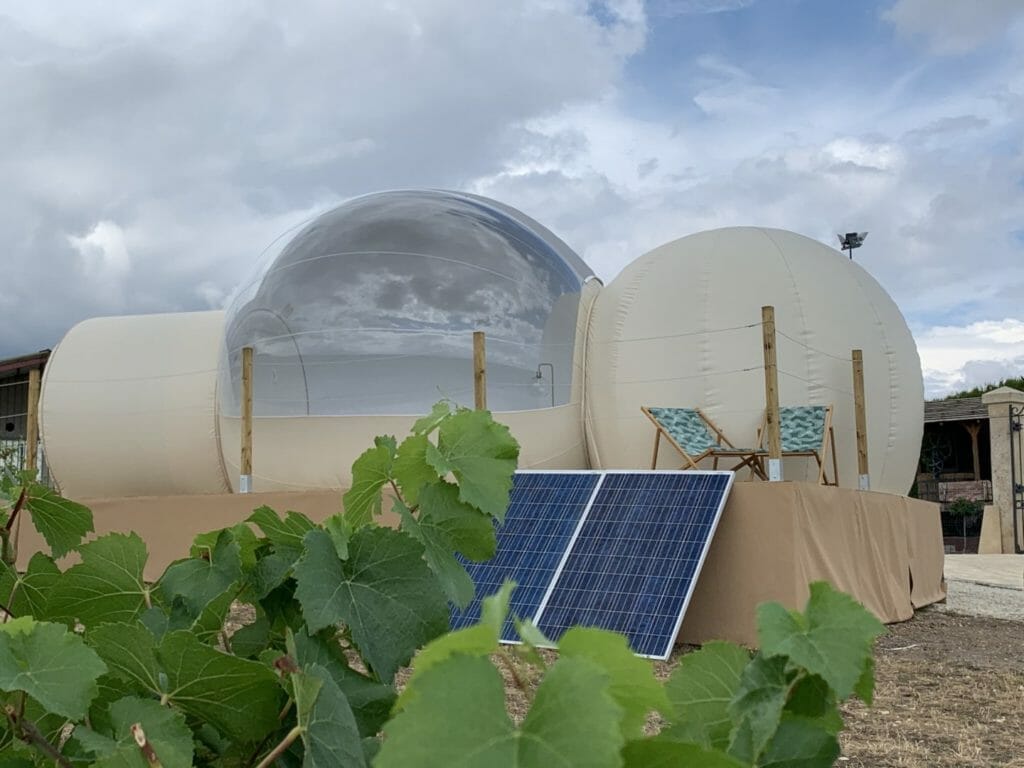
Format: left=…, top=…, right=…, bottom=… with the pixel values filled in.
left=758, top=405, right=839, bottom=485
left=641, top=406, right=767, bottom=478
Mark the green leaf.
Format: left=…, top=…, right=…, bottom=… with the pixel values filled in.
left=417, top=481, right=497, bottom=561
left=397, top=580, right=514, bottom=710
left=425, top=409, right=519, bottom=519
left=664, top=641, right=750, bottom=750
left=24, top=484, right=94, bottom=559
left=293, top=664, right=367, bottom=767
left=341, top=436, right=397, bottom=528
left=293, top=527, right=448, bottom=683
left=251, top=552, right=294, bottom=600
left=758, top=717, right=840, bottom=768
left=396, top=499, right=474, bottom=609
left=47, top=533, right=150, bottom=629
left=758, top=581, right=884, bottom=700
left=0, top=617, right=107, bottom=719
left=559, top=627, right=670, bottom=739
left=158, top=529, right=241, bottom=617
left=139, top=606, right=170, bottom=641
left=185, top=584, right=237, bottom=644
left=0, top=552, right=59, bottom=620
left=392, top=435, right=440, bottom=506
left=80, top=696, right=195, bottom=768
left=622, top=740, right=747, bottom=768
left=323, top=514, right=351, bottom=560
left=290, top=628, right=397, bottom=738
left=784, top=675, right=843, bottom=735
left=157, top=630, right=281, bottom=743
left=727, top=654, right=790, bottom=764
left=854, top=656, right=876, bottom=705
left=231, top=614, right=271, bottom=658
left=378, top=655, right=623, bottom=768
left=410, top=401, right=451, bottom=436
left=88, top=623, right=161, bottom=695
left=193, top=522, right=260, bottom=574
left=247, top=506, right=315, bottom=556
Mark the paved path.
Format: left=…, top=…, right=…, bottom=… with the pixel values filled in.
left=943, top=554, right=1023, bottom=590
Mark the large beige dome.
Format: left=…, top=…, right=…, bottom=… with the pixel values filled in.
left=584, top=227, right=923, bottom=495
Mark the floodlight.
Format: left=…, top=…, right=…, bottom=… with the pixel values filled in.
left=838, top=231, right=868, bottom=259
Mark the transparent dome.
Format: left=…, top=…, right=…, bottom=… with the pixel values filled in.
left=220, top=190, right=593, bottom=417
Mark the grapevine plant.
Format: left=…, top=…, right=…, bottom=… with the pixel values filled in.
left=0, top=402, right=883, bottom=767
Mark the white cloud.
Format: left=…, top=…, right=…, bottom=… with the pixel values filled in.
left=917, top=319, right=1024, bottom=396
left=883, top=0, right=1024, bottom=54
left=648, top=0, right=756, bottom=16
left=67, top=220, right=131, bottom=276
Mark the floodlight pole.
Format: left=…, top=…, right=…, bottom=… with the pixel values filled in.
left=240, top=346, right=254, bottom=494
left=761, top=306, right=783, bottom=482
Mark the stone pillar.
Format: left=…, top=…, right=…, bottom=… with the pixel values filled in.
left=981, top=386, right=1024, bottom=554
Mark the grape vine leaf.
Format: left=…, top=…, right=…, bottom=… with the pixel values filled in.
left=323, top=513, right=351, bottom=560
left=377, top=655, right=624, bottom=768
left=424, top=409, right=519, bottom=519
left=192, top=522, right=261, bottom=574
left=47, top=533, right=149, bottom=629
left=854, top=656, right=876, bottom=706
left=231, top=613, right=271, bottom=659
left=290, top=627, right=397, bottom=738
left=341, top=436, right=397, bottom=528
left=0, top=552, right=59, bottom=620
left=158, top=529, right=241, bottom=617
left=727, top=654, right=790, bottom=764
left=292, top=663, right=367, bottom=768
left=157, top=630, right=281, bottom=743
left=758, top=581, right=884, bottom=699
left=0, top=617, right=107, bottom=719
left=87, top=623, right=161, bottom=695
left=559, top=627, right=670, bottom=740
left=392, top=435, right=439, bottom=506
left=24, top=484, right=94, bottom=558
left=293, top=527, right=449, bottom=683
left=395, top=498, right=474, bottom=609
left=80, top=695, right=195, bottom=768
left=247, top=506, right=315, bottom=557
left=784, top=674, right=844, bottom=735
left=621, top=740, right=747, bottom=768
left=397, top=580, right=514, bottom=709
left=411, top=401, right=451, bottom=436
left=758, top=716, right=840, bottom=768
left=663, top=641, right=750, bottom=750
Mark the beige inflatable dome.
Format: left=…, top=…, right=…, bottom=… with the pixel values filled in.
left=584, top=227, right=923, bottom=495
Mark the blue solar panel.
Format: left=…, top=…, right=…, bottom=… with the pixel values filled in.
left=449, top=471, right=601, bottom=641
left=534, top=471, right=733, bottom=659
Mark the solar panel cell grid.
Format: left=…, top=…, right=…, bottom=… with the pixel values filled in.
left=449, top=471, right=601, bottom=641
left=535, top=472, right=731, bottom=659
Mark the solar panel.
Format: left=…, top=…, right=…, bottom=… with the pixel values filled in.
left=449, top=471, right=602, bottom=641
left=534, top=471, right=733, bottom=659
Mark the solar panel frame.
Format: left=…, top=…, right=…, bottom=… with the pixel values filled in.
left=531, top=469, right=735, bottom=660
left=449, top=470, right=605, bottom=642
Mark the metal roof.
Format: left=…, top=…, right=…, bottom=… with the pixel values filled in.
left=923, top=397, right=988, bottom=424
left=0, top=350, right=50, bottom=378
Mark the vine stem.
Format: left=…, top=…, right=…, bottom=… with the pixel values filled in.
left=254, top=724, right=303, bottom=768
left=4, top=703, right=72, bottom=768
left=1, top=486, right=27, bottom=568
left=132, top=723, right=164, bottom=767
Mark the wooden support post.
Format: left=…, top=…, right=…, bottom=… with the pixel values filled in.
left=761, top=306, right=782, bottom=481
left=473, top=331, right=487, bottom=411
left=25, top=368, right=40, bottom=475
left=851, top=349, right=870, bottom=490
left=962, top=422, right=982, bottom=482
left=240, top=346, right=254, bottom=493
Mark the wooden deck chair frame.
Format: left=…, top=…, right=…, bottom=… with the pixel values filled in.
left=757, top=404, right=839, bottom=485
left=641, top=406, right=767, bottom=479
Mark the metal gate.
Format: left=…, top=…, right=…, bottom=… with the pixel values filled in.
left=1010, top=403, right=1024, bottom=554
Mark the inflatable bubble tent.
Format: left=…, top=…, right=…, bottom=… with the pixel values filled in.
left=221, top=190, right=594, bottom=418
left=39, top=194, right=924, bottom=497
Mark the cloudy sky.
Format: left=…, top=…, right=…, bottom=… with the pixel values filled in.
left=2, top=0, right=1022, bottom=397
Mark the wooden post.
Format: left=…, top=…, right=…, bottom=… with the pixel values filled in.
left=963, top=422, right=982, bottom=481
left=240, top=346, right=254, bottom=493
left=761, top=306, right=782, bottom=481
left=25, top=368, right=40, bottom=475
left=851, top=349, right=870, bottom=490
left=473, top=331, right=487, bottom=411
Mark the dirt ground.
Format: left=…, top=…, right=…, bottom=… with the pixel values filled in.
left=838, top=607, right=1024, bottom=768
